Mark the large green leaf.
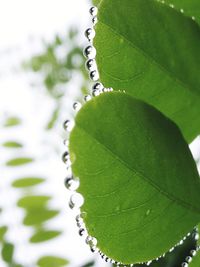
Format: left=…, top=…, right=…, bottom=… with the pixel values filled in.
left=69, top=92, right=200, bottom=264
left=30, top=230, right=61, bottom=243
left=162, top=0, right=200, bottom=25
left=37, top=256, right=69, bottom=267
left=94, top=0, right=200, bottom=142
left=12, top=177, right=45, bottom=188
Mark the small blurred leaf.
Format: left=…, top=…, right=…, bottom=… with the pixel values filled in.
left=17, top=195, right=50, bottom=209
left=81, top=261, right=95, bottom=267
left=2, top=141, right=23, bottom=149
left=6, top=157, right=34, bottom=167
left=2, top=242, right=14, bottom=263
left=0, top=226, right=7, bottom=242
left=4, top=117, right=21, bottom=127
left=46, top=106, right=60, bottom=130
left=37, top=256, right=69, bottom=267
left=12, top=177, right=45, bottom=188
left=23, top=209, right=59, bottom=226
left=30, top=230, right=61, bottom=243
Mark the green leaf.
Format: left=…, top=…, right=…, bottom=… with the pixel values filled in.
left=2, top=242, right=14, bottom=263
left=162, top=0, right=200, bottom=25
left=6, top=157, right=34, bottom=167
left=37, top=256, right=69, bottom=267
left=23, top=209, right=59, bottom=226
left=30, top=230, right=61, bottom=243
left=4, top=117, right=21, bottom=127
left=69, top=92, right=200, bottom=264
left=0, top=226, right=7, bottom=242
left=94, top=0, right=200, bottom=142
left=189, top=251, right=200, bottom=267
left=2, top=141, right=23, bottom=148
left=12, top=177, right=45, bottom=188
left=81, top=261, right=95, bottom=267
left=46, top=106, right=60, bottom=130
left=17, top=195, right=50, bottom=209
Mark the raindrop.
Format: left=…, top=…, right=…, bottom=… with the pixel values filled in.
left=181, top=263, right=188, bottom=267
left=84, top=95, right=92, bottom=102
left=92, top=89, right=101, bottom=97
left=92, top=16, right=98, bottom=25
left=85, top=236, right=98, bottom=247
left=63, top=139, right=69, bottom=147
left=84, top=45, right=96, bottom=59
left=62, top=151, right=70, bottom=164
left=85, top=28, right=95, bottom=41
left=63, top=119, right=74, bottom=132
left=86, top=59, right=96, bottom=71
left=92, top=82, right=103, bottom=91
left=69, top=193, right=84, bottom=209
left=190, top=250, right=197, bottom=256
left=90, top=70, right=99, bottom=81
left=64, top=176, right=80, bottom=191
left=146, top=209, right=151, bottom=216
left=89, top=6, right=98, bottom=17
left=185, top=256, right=192, bottom=263
left=79, top=228, right=86, bottom=236
left=73, top=101, right=82, bottom=112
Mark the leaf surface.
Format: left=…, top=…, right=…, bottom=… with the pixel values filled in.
left=94, top=0, right=200, bottom=142
left=69, top=92, right=200, bottom=264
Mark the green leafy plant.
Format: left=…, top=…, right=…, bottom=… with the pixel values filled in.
left=68, top=0, right=200, bottom=266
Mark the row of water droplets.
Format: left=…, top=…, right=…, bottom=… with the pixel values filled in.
left=157, top=0, right=196, bottom=21
left=62, top=4, right=200, bottom=267
left=62, top=5, right=116, bottom=266
left=181, top=228, right=200, bottom=267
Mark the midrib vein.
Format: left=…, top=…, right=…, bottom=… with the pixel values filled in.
left=98, top=20, right=200, bottom=99
left=76, top=125, right=200, bottom=215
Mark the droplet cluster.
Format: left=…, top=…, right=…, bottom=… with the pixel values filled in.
left=180, top=227, right=200, bottom=267
left=156, top=0, right=196, bottom=21
left=62, top=4, right=199, bottom=267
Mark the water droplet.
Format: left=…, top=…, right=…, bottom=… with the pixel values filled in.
left=92, top=16, right=98, bottom=25
left=64, top=176, right=79, bottom=191
left=89, top=6, right=98, bottom=17
left=84, top=95, right=92, bottom=102
left=79, top=228, right=86, bottom=236
left=63, top=119, right=74, bottom=132
left=84, top=45, right=96, bottom=59
left=90, top=70, right=99, bottom=81
left=85, top=28, right=95, bottom=41
left=146, top=209, right=151, bottom=216
left=85, top=59, right=96, bottom=71
left=186, top=256, right=192, bottom=263
left=85, top=236, right=97, bottom=247
left=63, top=139, right=69, bottom=147
left=92, top=89, right=101, bottom=97
left=92, top=82, right=103, bottom=91
left=180, top=9, right=184, bottom=13
left=147, top=261, right=152, bottom=266
left=181, top=263, right=188, bottom=267
left=69, top=193, right=84, bottom=209
left=73, top=101, right=82, bottom=111
left=190, top=250, right=197, bottom=256
left=62, top=151, right=70, bottom=163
